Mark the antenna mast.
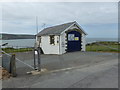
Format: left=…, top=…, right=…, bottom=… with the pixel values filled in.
left=36, top=16, right=38, bottom=34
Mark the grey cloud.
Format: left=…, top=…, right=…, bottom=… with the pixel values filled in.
left=0, top=2, right=118, bottom=35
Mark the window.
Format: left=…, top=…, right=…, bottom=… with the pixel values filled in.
left=50, top=35, right=55, bottom=45
left=68, top=34, right=75, bottom=41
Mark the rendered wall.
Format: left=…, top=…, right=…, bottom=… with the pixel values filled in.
left=81, top=33, right=86, bottom=51
left=59, top=33, right=67, bottom=54
left=39, top=36, right=59, bottom=54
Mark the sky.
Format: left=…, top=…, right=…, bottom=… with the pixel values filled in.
left=0, top=2, right=118, bottom=38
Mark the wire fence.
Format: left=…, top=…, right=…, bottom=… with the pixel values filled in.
left=2, top=50, right=34, bottom=69
left=1, top=45, right=35, bottom=76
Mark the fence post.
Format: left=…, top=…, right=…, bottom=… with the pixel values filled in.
left=10, top=54, right=17, bottom=77
left=37, top=47, right=41, bottom=71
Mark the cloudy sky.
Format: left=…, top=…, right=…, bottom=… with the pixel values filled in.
left=1, top=2, right=118, bottom=38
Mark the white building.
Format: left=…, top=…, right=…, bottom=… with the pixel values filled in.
left=36, top=21, right=87, bottom=54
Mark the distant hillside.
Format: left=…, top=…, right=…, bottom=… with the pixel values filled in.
left=1, top=33, right=35, bottom=40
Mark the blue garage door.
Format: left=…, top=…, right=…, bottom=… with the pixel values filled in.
left=67, top=31, right=82, bottom=52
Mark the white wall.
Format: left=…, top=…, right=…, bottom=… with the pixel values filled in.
left=39, top=35, right=59, bottom=54
left=81, top=33, right=86, bottom=51
left=60, top=33, right=67, bottom=54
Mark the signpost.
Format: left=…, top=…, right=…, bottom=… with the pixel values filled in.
left=34, top=42, right=41, bottom=71
left=33, top=16, right=41, bottom=71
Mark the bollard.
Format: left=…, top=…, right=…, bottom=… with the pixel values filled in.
left=37, top=47, right=41, bottom=71
left=10, top=54, right=17, bottom=77
left=34, top=49, right=37, bottom=70
left=34, top=47, right=41, bottom=71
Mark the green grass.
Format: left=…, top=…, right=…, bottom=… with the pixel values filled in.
left=86, top=41, right=120, bottom=53
left=2, top=41, right=120, bottom=53
left=2, top=47, right=33, bottom=53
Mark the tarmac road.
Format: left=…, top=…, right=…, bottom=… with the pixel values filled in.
left=27, top=59, right=118, bottom=88
left=15, top=51, right=118, bottom=73
left=2, top=52, right=118, bottom=88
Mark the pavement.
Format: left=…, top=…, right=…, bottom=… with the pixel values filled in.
left=2, top=51, right=118, bottom=88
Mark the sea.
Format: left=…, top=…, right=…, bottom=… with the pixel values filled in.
left=0, top=38, right=118, bottom=47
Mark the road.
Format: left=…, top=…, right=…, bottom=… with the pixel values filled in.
left=27, top=59, right=118, bottom=88
left=2, top=52, right=118, bottom=88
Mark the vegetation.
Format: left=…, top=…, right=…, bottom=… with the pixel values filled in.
left=86, top=41, right=120, bottom=53
left=2, top=41, right=120, bottom=53
left=2, top=47, right=33, bottom=53
left=1, top=33, right=35, bottom=40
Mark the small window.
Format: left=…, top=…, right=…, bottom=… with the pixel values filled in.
left=50, top=35, right=55, bottom=45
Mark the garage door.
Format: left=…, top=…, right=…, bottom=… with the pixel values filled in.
left=67, top=31, right=82, bottom=52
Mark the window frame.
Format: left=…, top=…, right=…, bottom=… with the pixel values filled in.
left=49, top=35, right=55, bottom=45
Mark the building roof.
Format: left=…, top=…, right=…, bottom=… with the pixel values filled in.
left=37, top=21, right=86, bottom=36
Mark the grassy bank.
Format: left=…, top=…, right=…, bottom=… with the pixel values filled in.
left=86, top=41, right=120, bottom=53
left=2, top=47, right=33, bottom=53
left=2, top=41, right=120, bottom=53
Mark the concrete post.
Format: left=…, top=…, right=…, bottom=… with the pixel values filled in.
left=37, top=47, right=41, bottom=71
left=10, top=54, right=17, bottom=77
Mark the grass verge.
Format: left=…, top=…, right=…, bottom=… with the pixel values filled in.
left=86, top=41, right=120, bottom=53
left=2, top=47, right=33, bottom=53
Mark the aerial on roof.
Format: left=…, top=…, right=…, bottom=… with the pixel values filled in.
left=37, top=21, right=86, bottom=36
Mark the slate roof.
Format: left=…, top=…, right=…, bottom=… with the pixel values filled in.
left=37, top=21, right=75, bottom=36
